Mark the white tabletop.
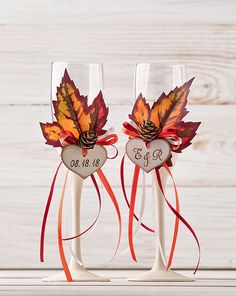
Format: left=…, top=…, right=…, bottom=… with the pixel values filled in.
left=0, top=269, right=235, bottom=296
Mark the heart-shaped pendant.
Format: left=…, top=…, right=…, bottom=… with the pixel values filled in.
left=61, top=144, right=107, bottom=179
left=126, top=138, right=171, bottom=173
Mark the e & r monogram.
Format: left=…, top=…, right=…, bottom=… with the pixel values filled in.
left=133, top=147, right=163, bottom=167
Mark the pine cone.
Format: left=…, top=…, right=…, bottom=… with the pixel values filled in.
left=138, top=120, right=159, bottom=142
left=79, top=130, right=98, bottom=149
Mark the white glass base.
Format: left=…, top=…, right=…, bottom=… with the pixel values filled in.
left=43, top=267, right=110, bottom=282
left=128, top=269, right=194, bottom=282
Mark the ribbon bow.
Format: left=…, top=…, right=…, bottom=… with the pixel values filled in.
left=123, top=122, right=182, bottom=150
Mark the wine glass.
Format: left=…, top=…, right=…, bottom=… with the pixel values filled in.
left=45, top=62, right=109, bottom=282
left=129, top=63, right=192, bottom=281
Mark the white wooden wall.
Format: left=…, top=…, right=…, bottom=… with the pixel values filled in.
left=0, top=0, right=236, bottom=269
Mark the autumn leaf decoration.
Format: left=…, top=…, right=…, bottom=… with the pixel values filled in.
left=39, top=69, right=122, bottom=282
left=122, top=79, right=201, bottom=274
left=123, top=78, right=201, bottom=154
left=40, top=69, right=108, bottom=149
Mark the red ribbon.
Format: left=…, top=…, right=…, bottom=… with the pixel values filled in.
left=60, top=131, right=118, bottom=149
left=122, top=122, right=139, bottom=138
left=122, top=120, right=200, bottom=273
left=159, top=128, right=179, bottom=139
left=97, top=133, right=118, bottom=146
left=97, top=134, right=118, bottom=159
left=40, top=130, right=119, bottom=280
left=122, top=127, right=139, bottom=138
left=120, top=155, right=154, bottom=233
left=123, top=155, right=200, bottom=273
left=159, top=128, right=181, bottom=150
left=155, top=166, right=200, bottom=274
left=40, top=162, right=62, bottom=262
left=128, top=165, right=140, bottom=262
left=122, top=122, right=181, bottom=150
left=162, top=163, right=180, bottom=271
left=62, top=173, right=102, bottom=241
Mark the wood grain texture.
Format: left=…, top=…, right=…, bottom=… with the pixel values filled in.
left=0, top=186, right=235, bottom=269
left=0, top=24, right=236, bottom=104
left=0, top=271, right=236, bottom=296
left=0, top=0, right=235, bottom=24
left=0, top=105, right=235, bottom=187
left=0, top=0, right=236, bottom=272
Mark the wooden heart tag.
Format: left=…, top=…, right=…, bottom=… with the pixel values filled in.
left=61, top=144, right=107, bottom=179
left=126, top=139, right=171, bottom=173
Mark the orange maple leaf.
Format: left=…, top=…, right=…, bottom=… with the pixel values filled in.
left=127, top=78, right=200, bottom=152
left=40, top=69, right=108, bottom=147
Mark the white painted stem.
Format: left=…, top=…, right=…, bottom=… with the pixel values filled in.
left=152, top=167, right=167, bottom=272
left=68, top=172, right=84, bottom=270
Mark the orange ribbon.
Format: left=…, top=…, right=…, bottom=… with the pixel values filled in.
left=58, top=170, right=73, bottom=281
left=40, top=162, right=62, bottom=262
left=122, top=121, right=200, bottom=273
left=41, top=131, right=120, bottom=282
left=120, top=155, right=154, bottom=233
left=121, top=147, right=199, bottom=273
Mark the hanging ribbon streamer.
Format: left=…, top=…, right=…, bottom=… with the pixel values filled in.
left=155, top=167, right=200, bottom=274
left=40, top=162, right=62, bottom=262
left=62, top=173, right=102, bottom=241
left=96, top=168, right=122, bottom=260
left=120, top=155, right=155, bottom=233
left=57, top=170, right=72, bottom=281
left=40, top=163, right=120, bottom=281
left=40, top=131, right=120, bottom=282
left=122, top=152, right=200, bottom=273
left=128, top=165, right=140, bottom=262
left=122, top=169, right=148, bottom=255
left=162, top=163, right=180, bottom=271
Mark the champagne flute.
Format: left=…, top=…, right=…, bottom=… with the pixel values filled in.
left=128, top=63, right=192, bottom=282
left=45, top=62, right=109, bottom=282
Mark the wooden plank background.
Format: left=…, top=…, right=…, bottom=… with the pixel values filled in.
left=0, top=0, right=235, bottom=269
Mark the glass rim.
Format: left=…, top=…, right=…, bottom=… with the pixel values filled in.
left=135, top=61, right=185, bottom=67
left=51, top=61, right=103, bottom=66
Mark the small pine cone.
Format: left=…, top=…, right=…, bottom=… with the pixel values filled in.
left=138, top=120, right=159, bottom=142
left=79, top=130, right=98, bottom=149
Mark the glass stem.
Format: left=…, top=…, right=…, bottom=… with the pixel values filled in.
left=69, top=172, right=85, bottom=270
left=152, top=168, right=168, bottom=271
